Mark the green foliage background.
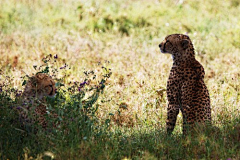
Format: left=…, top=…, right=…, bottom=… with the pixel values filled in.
left=0, top=0, right=239, bottom=159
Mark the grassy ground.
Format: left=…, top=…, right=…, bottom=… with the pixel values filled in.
left=0, top=0, right=239, bottom=159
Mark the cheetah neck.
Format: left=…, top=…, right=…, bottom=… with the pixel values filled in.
left=172, top=47, right=195, bottom=67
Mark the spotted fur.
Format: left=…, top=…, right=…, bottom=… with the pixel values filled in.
left=159, top=34, right=211, bottom=135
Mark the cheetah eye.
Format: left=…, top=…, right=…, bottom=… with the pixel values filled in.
left=165, top=40, right=171, bottom=45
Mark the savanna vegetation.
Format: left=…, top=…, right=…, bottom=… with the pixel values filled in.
left=0, top=0, right=239, bottom=159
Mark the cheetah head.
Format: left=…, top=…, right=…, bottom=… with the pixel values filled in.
left=159, top=34, right=191, bottom=54
left=23, top=73, right=56, bottom=99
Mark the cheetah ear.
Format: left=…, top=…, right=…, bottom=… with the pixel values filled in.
left=181, top=39, right=189, bottom=50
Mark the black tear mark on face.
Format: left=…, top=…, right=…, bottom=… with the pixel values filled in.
left=163, top=40, right=169, bottom=52
left=164, top=40, right=174, bottom=53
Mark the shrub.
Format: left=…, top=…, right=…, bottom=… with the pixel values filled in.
left=0, top=54, right=112, bottom=159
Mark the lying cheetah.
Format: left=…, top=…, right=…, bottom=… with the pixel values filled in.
left=159, top=34, right=211, bottom=135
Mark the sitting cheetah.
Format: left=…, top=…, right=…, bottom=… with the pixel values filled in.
left=159, top=34, right=211, bottom=135
left=19, top=73, right=57, bottom=129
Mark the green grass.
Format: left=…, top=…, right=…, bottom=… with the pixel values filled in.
left=0, top=0, right=239, bottom=159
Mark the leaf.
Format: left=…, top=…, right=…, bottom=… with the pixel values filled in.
left=22, top=80, right=27, bottom=86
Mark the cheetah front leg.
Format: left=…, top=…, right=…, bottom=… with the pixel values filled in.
left=166, top=104, right=179, bottom=134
